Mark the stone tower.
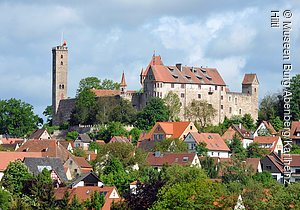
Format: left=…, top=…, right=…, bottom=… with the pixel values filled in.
left=242, top=74, right=259, bottom=120
left=120, top=71, right=127, bottom=95
left=52, top=41, right=68, bottom=116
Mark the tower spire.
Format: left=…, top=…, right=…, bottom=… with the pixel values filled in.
left=120, top=71, right=127, bottom=94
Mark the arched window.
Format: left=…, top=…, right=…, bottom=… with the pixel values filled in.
left=61, top=61, right=63, bottom=65
left=61, top=55, right=63, bottom=59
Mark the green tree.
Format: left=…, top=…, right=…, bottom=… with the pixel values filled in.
left=290, top=144, right=300, bottom=154
left=0, top=189, right=12, bottom=210
left=0, top=98, right=40, bottom=137
left=290, top=74, right=300, bottom=120
left=73, top=147, right=87, bottom=158
left=69, top=195, right=84, bottom=210
left=258, top=93, right=282, bottom=121
left=66, top=131, right=79, bottom=141
left=242, top=113, right=255, bottom=130
left=195, top=142, right=208, bottom=157
left=109, top=99, right=136, bottom=125
left=135, top=97, right=170, bottom=130
left=77, top=77, right=101, bottom=95
left=184, top=100, right=216, bottom=128
left=43, top=105, right=53, bottom=126
left=163, top=91, right=180, bottom=121
left=199, top=156, right=219, bottom=178
left=70, top=89, right=97, bottom=125
left=100, top=78, right=120, bottom=90
left=128, top=127, right=141, bottom=145
left=247, top=142, right=268, bottom=158
left=257, top=127, right=272, bottom=136
left=227, top=134, right=246, bottom=159
left=95, top=122, right=128, bottom=142
left=88, top=141, right=101, bottom=151
left=269, top=116, right=283, bottom=131
left=154, top=138, right=188, bottom=152
left=1, top=160, right=32, bottom=195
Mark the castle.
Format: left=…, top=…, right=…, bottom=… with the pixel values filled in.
left=52, top=43, right=259, bottom=125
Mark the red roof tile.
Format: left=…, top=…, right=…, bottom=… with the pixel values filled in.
left=242, top=74, right=258, bottom=85
left=190, top=132, right=230, bottom=151
left=291, top=121, right=300, bottom=140
left=110, top=136, right=130, bottom=143
left=120, top=71, right=127, bottom=87
left=72, top=156, right=92, bottom=169
left=262, top=121, right=277, bottom=135
left=290, top=154, right=300, bottom=167
left=245, top=158, right=261, bottom=171
left=91, top=89, right=121, bottom=97
left=254, top=136, right=280, bottom=153
left=146, top=152, right=197, bottom=167
left=0, top=151, right=43, bottom=171
left=0, top=138, right=23, bottom=144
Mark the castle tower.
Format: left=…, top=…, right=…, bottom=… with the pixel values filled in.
left=52, top=41, right=68, bottom=115
left=242, top=73, right=259, bottom=120
left=120, top=71, right=127, bottom=94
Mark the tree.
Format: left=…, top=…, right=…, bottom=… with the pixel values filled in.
left=108, top=99, right=137, bottom=125
left=136, top=97, right=170, bottom=130
left=195, top=142, right=208, bottom=157
left=247, top=142, right=268, bottom=158
left=257, top=127, right=272, bottom=136
left=95, top=122, right=128, bottom=142
left=23, top=168, right=55, bottom=209
left=0, top=189, right=12, bottom=210
left=163, top=91, right=181, bottom=121
left=184, top=99, right=216, bottom=128
left=269, top=116, right=283, bottom=131
left=84, top=191, right=105, bottom=210
left=154, top=138, right=188, bottom=152
left=69, top=195, right=84, bottom=210
left=1, top=160, right=32, bottom=195
left=199, top=156, right=219, bottom=178
left=129, top=127, right=142, bottom=145
left=77, top=77, right=101, bottom=95
left=66, top=131, right=79, bottom=141
left=290, top=74, right=300, bottom=120
left=227, top=134, right=246, bottom=159
left=290, top=144, right=300, bottom=154
left=0, top=98, right=40, bottom=137
left=241, top=114, right=255, bottom=130
left=73, top=147, right=87, bottom=158
left=258, top=93, right=282, bottom=121
left=100, top=79, right=120, bottom=90
left=69, top=89, right=97, bottom=125
left=43, top=105, right=53, bottom=126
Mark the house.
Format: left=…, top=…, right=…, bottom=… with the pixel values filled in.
left=0, top=137, right=23, bottom=145
left=253, top=136, right=283, bottom=155
left=0, top=143, right=19, bottom=151
left=290, top=154, right=300, bottom=182
left=29, top=128, right=51, bottom=140
left=109, top=136, right=131, bottom=143
left=64, top=155, right=93, bottom=179
left=245, top=158, right=262, bottom=173
left=16, top=140, right=71, bottom=162
left=71, top=171, right=103, bottom=188
left=74, top=134, right=92, bottom=150
left=253, top=121, right=277, bottom=137
left=54, top=186, right=120, bottom=210
left=59, top=140, right=74, bottom=153
left=185, top=132, right=230, bottom=158
left=261, top=154, right=284, bottom=183
left=137, top=121, right=198, bottom=151
left=146, top=152, right=200, bottom=170
left=0, top=151, right=43, bottom=180
left=129, top=180, right=143, bottom=195
left=222, top=124, right=253, bottom=148
left=23, top=157, right=68, bottom=186
left=291, top=121, right=300, bottom=146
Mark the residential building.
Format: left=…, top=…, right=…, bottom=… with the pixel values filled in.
left=291, top=121, right=300, bottom=146
left=23, top=157, right=68, bottom=186
left=70, top=172, right=103, bottom=188
left=290, top=154, right=300, bottom=182
left=74, top=133, right=92, bottom=150
left=29, top=128, right=51, bottom=140
left=110, top=136, right=131, bottom=143
left=261, top=154, right=284, bottom=183
left=185, top=132, right=230, bottom=158
left=222, top=124, right=253, bottom=148
left=64, top=155, right=93, bottom=179
left=253, top=120, right=277, bottom=137
left=253, top=136, right=283, bottom=155
left=146, top=152, right=200, bottom=171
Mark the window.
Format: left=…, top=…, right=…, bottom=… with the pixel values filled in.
left=171, top=83, right=174, bottom=88
left=228, top=96, right=232, bottom=102
left=295, top=169, right=300, bottom=173
left=154, top=83, right=156, bottom=88
left=266, top=165, right=272, bottom=170
left=254, top=88, right=257, bottom=92
left=198, top=94, right=201, bottom=99
left=181, top=84, right=185, bottom=88
left=221, top=105, right=223, bottom=110
left=159, top=134, right=164, bottom=139
left=198, top=85, right=201, bottom=89
left=221, top=95, right=223, bottom=100
left=215, top=85, right=217, bottom=90
left=160, top=92, right=162, bottom=98
left=181, top=93, right=184, bottom=98
left=61, top=61, right=63, bottom=65
left=221, top=86, right=224, bottom=91
left=239, top=109, right=242, bottom=115
left=190, top=126, right=193, bottom=130
left=235, top=98, right=237, bottom=105
left=61, top=55, right=63, bottom=59
left=229, top=107, right=232, bottom=113
left=160, top=83, right=162, bottom=88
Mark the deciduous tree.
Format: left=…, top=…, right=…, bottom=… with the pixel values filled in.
left=290, top=74, right=300, bottom=120
left=163, top=91, right=180, bottom=121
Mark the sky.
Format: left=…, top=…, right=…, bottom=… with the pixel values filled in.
left=0, top=0, right=299, bottom=119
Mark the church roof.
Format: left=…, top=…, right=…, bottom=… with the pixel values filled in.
left=120, top=71, right=127, bottom=86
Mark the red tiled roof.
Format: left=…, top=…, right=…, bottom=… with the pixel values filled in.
left=91, top=89, right=121, bottom=97
left=222, top=127, right=240, bottom=141
left=267, top=155, right=284, bottom=173
left=242, top=74, right=258, bottom=85
left=72, top=156, right=92, bottom=169
left=146, top=152, right=196, bottom=167
left=144, top=122, right=193, bottom=140
left=54, top=186, right=121, bottom=210
left=0, top=138, right=23, bottom=144
left=120, top=71, right=127, bottom=86
left=142, top=55, right=164, bottom=76
left=231, top=124, right=253, bottom=139
left=16, top=140, right=71, bottom=162
left=290, top=154, right=300, bottom=167
left=0, top=151, right=43, bottom=171
left=254, top=136, right=280, bottom=153
left=190, top=132, right=230, bottom=152
left=291, top=121, right=300, bottom=140
left=245, top=158, right=261, bottom=171
left=29, top=129, right=50, bottom=140
left=110, top=136, right=130, bottom=143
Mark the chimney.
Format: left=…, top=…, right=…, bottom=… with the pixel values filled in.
left=154, top=151, right=161, bottom=157
left=176, top=63, right=182, bottom=72
left=239, top=123, right=242, bottom=129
